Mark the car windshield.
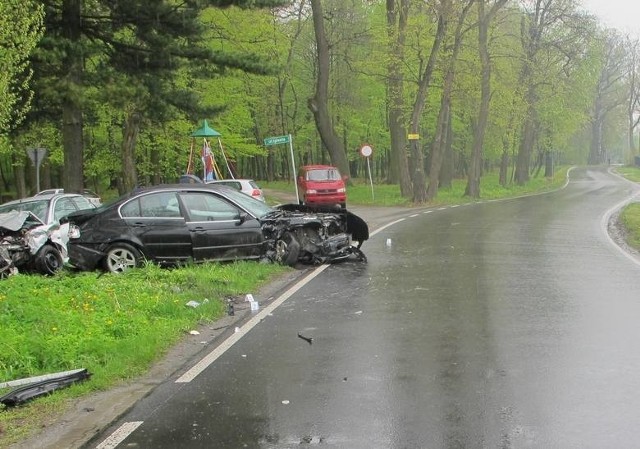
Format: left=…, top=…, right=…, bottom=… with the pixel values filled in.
left=0, top=199, right=49, bottom=222
left=307, top=168, right=340, bottom=181
left=219, top=186, right=273, bottom=218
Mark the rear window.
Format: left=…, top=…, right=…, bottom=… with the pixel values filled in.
left=214, top=181, right=242, bottom=191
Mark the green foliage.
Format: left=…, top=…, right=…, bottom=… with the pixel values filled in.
left=0, top=0, right=44, bottom=135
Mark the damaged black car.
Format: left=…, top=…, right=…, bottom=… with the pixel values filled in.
left=63, top=184, right=368, bottom=274
left=0, top=211, right=69, bottom=277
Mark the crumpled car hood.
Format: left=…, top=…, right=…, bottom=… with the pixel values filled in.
left=0, top=211, right=69, bottom=276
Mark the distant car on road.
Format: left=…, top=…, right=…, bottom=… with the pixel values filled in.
left=36, top=188, right=102, bottom=207
left=205, top=179, right=265, bottom=202
left=297, top=165, right=347, bottom=208
left=64, top=183, right=368, bottom=274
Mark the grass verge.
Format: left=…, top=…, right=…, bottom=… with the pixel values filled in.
left=263, top=166, right=570, bottom=207
left=0, top=262, right=288, bottom=445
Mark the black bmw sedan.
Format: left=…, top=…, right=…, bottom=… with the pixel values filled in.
left=64, top=184, right=368, bottom=273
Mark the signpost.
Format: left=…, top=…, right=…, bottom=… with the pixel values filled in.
left=26, top=148, right=47, bottom=193
left=359, top=144, right=375, bottom=201
left=264, top=134, right=299, bottom=203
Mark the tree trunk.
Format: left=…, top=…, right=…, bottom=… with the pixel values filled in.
left=515, top=99, right=536, bottom=184
left=439, top=106, right=454, bottom=189
left=386, top=0, right=411, bottom=196
left=589, top=114, right=603, bottom=164
left=121, top=110, right=140, bottom=193
left=308, top=0, right=350, bottom=180
left=61, top=0, right=84, bottom=194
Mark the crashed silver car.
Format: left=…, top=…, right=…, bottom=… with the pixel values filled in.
left=63, top=184, right=369, bottom=273
left=0, top=211, right=70, bottom=277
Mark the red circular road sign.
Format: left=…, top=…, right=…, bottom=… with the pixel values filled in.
left=360, top=144, right=373, bottom=158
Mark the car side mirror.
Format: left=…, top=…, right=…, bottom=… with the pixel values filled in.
left=236, top=212, right=249, bottom=225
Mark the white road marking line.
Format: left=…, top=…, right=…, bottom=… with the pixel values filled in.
left=175, top=264, right=331, bottom=383
left=95, top=421, right=143, bottom=449
left=370, top=218, right=405, bottom=237
left=410, top=214, right=419, bottom=218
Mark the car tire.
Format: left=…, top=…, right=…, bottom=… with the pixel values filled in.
left=103, top=243, right=142, bottom=273
left=275, top=232, right=300, bottom=266
left=34, top=244, right=63, bottom=275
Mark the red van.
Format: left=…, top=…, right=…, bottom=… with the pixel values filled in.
left=297, top=165, right=347, bottom=208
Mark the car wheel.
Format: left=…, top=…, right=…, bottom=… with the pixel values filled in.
left=275, top=232, right=300, bottom=266
left=34, top=244, right=63, bottom=275
left=103, top=243, right=142, bottom=273
left=339, top=202, right=346, bottom=209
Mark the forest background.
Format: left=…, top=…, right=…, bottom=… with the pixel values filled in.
left=1, top=0, right=639, bottom=205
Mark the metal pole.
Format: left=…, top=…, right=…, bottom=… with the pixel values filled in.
left=35, top=150, right=40, bottom=193
left=367, top=157, right=374, bottom=201
left=288, top=134, right=300, bottom=203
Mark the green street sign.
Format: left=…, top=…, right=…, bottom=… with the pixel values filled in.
left=264, top=135, right=290, bottom=146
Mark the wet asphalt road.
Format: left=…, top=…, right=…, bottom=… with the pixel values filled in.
left=87, top=167, right=640, bottom=449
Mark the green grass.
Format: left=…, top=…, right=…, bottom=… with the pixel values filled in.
left=615, top=165, right=640, bottom=182
left=614, top=165, right=640, bottom=251
left=620, top=203, right=640, bottom=250
left=0, top=262, right=288, bottom=445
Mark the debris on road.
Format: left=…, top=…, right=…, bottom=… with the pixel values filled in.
left=297, top=333, right=313, bottom=344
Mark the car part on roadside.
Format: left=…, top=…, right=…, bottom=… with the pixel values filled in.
left=63, top=184, right=368, bottom=274
left=0, top=368, right=92, bottom=407
left=0, top=211, right=69, bottom=278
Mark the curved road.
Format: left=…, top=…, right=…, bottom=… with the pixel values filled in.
left=84, top=167, right=640, bottom=448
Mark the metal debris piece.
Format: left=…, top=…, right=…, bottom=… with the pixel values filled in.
left=0, top=368, right=91, bottom=407
left=297, top=333, right=313, bottom=344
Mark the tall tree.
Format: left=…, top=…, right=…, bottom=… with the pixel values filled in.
left=408, top=0, right=448, bottom=203
left=588, top=31, right=627, bottom=164
left=627, top=38, right=640, bottom=158
left=385, top=0, right=412, bottom=196
left=307, top=0, right=351, bottom=179
left=464, top=0, right=508, bottom=198
left=426, top=0, right=473, bottom=201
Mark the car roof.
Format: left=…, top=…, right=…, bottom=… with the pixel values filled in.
left=206, top=179, right=255, bottom=183
left=0, top=193, right=84, bottom=206
left=300, top=164, right=339, bottom=170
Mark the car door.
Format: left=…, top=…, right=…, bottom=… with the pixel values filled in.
left=178, top=191, right=264, bottom=261
left=119, top=192, right=192, bottom=263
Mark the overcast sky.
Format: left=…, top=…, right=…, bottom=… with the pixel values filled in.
left=580, top=0, right=640, bottom=34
